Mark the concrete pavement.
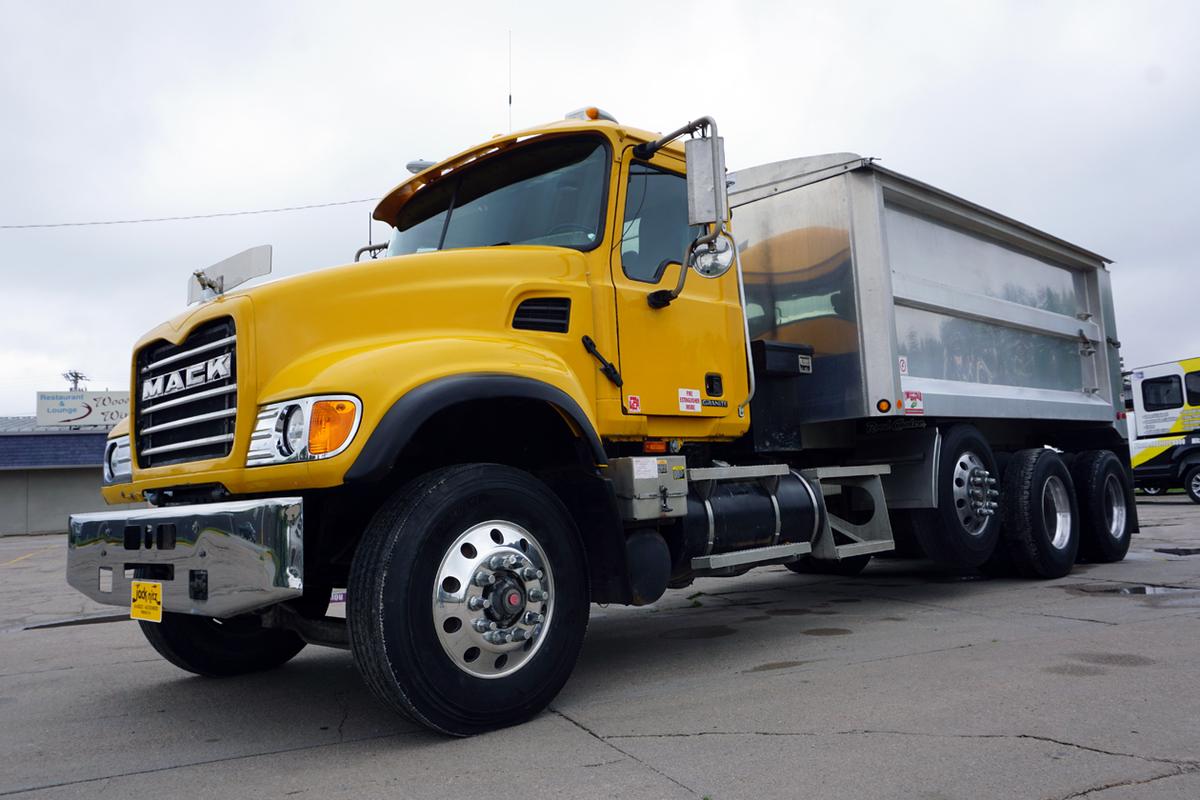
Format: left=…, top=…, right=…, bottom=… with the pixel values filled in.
left=1, top=498, right=1199, bottom=799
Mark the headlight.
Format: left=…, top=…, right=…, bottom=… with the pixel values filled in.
left=281, top=405, right=307, bottom=456
left=103, top=436, right=132, bottom=484
left=247, top=395, right=361, bottom=467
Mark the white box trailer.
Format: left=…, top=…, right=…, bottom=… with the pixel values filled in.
left=732, top=153, right=1125, bottom=427
left=726, top=153, right=1134, bottom=570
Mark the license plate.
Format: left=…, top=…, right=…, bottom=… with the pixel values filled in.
left=130, top=580, right=163, bottom=623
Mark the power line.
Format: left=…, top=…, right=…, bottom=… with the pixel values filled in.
left=0, top=197, right=381, bottom=230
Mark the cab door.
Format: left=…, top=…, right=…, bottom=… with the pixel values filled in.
left=609, top=153, right=749, bottom=435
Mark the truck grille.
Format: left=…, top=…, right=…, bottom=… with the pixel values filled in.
left=135, top=317, right=237, bottom=468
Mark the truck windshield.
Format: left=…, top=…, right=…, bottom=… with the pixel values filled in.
left=387, top=136, right=608, bottom=256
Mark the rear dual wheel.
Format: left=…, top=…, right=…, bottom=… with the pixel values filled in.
left=348, top=464, right=589, bottom=737
left=911, top=425, right=1001, bottom=568
left=994, top=449, right=1079, bottom=578
left=1073, top=450, right=1133, bottom=563
left=786, top=554, right=872, bottom=576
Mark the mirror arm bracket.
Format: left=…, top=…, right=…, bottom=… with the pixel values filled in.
left=632, top=117, right=716, bottom=161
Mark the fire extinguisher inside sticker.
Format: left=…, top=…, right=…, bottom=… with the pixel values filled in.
left=678, top=389, right=701, bottom=413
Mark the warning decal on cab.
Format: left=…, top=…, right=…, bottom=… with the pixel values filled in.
left=902, top=390, right=924, bottom=415
left=678, top=389, right=701, bottom=413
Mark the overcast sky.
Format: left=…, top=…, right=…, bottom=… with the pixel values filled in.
left=2, top=0, right=1197, bottom=415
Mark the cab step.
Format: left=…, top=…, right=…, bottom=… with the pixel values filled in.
left=690, top=541, right=813, bottom=571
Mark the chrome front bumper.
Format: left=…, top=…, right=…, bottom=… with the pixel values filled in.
left=67, top=498, right=303, bottom=619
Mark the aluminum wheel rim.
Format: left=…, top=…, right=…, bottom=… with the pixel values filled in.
left=1102, top=473, right=1127, bottom=541
left=433, top=520, right=554, bottom=679
left=951, top=450, right=996, bottom=536
left=1191, top=472, right=1200, bottom=498
left=1042, top=475, right=1073, bottom=550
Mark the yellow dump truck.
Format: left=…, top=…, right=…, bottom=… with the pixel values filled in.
left=68, top=109, right=1134, bottom=735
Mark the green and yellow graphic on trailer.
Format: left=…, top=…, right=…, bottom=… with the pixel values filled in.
left=1126, top=356, right=1200, bottom=502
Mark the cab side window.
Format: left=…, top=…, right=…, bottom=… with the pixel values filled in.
left=620, top=163, right=700, bottom=283
left=1186, top=372, right=1200, bottom=406
left=1142, top=375, right=1183, bottom=411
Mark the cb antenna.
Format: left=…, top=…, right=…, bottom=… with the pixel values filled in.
left=508, top=29, right=512, bottom=132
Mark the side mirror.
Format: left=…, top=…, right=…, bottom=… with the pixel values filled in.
left=692, top=234, right=735, bottom=278
left=685, top=136, right=728, bottom=228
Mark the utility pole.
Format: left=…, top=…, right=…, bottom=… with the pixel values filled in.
left=62, top=370, right=88, bottom=391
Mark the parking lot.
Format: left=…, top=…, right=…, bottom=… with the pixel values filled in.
left=1, top=497, right=1198, bottom=799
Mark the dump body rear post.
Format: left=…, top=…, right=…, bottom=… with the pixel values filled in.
left=67, top=110, right=1133, bottom=735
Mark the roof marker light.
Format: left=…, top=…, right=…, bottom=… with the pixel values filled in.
left=565, top=106, right=617, bottom=123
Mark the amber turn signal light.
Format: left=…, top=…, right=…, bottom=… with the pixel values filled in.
left=876, top=398, right=892, bottom=413
left=643, top=440, right=668, bottom=454
left=309, top=400, right=357, bottom=455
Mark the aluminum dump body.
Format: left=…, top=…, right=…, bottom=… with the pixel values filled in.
left=730, top=154, right=1123, bottom=426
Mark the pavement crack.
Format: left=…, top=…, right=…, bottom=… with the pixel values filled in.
left=0, top=731, right=420, bottom=797
left=1053, top=763, right=1200, bottom=799
left=335, top=692, right=349, bottom=742
left=607, top=728, right=1200, bottom=769
left=847, top=641, right=977, bottom=666
left=549, top=707, right=701, bottom=798
left=1023, top=611, right=1119, bottom=626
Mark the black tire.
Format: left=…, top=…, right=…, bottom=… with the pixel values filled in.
left=348, top=464, right=589, bottom=736
left=139, top=613, right=306, bottom=677
left=997, top=449, right=1079, bottom=579
left=1141, top=486, right=1165, bottom=496
left=911, top=425, right=1001, bottom=568
left=786, top=554, right=871, bottom=576
left=886, top=511, right=925, bottom=558
left=1186, top=466, right=1200, bottom=504
left=1072, top=450, right=1133, bottom=563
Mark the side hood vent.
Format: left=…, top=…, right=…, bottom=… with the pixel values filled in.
left=513, top=297, right=571, bottom=333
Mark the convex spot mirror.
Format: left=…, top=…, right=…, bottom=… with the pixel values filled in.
left=691, top=234, right=735, bottom=278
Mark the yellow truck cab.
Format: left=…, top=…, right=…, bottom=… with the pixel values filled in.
left=69, top=110, right=1135, bottom=736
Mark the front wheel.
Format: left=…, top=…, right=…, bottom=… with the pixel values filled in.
left=1140, top=486, right=1165, bottom=496
left=348, top=464, right=590, bottom=736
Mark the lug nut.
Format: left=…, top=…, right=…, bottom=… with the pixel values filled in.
left=484, top=630, right=510, bottom=645
left=472, top=618, right=497, bottom=633
left=472, top=571, right=496, bottom=587
left=486, top=555, right=507, bottom=570
left=510, top=628, right=529, bottom=642
left=521, top=567, right=544, bottom=581
left=528, top=588, right=548, bottom=602
left=468, top=596, right=491, bottom=611
left=523, top=611, right=544, bottom=625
